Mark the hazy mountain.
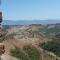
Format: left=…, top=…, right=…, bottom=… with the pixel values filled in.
left=2, top=19, right=60, bottom=25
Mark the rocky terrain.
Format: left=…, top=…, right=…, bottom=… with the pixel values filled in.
left=0, top=24, right=60, bottom=60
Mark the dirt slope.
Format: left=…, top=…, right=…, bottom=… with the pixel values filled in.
left=1, top=53, right=18, bottom=60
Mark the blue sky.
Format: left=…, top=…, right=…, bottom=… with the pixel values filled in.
left=1, top=0, right=60, bottom=20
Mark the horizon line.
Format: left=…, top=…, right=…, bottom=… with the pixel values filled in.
left=3, top=19, right=60, bottom=21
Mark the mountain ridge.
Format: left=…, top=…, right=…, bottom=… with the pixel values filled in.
left=2, top=19, right=60, bottom=25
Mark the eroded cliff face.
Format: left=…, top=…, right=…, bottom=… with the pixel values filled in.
left=37, top=47, right=60, bottom=60
left=0, top=25, right=60, bottom=60
left=4, top=41, right=60, bottom=60
left=3, top=35, right=60, bottom=60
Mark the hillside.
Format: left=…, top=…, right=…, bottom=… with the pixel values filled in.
left=1, top=24, right=60, bottom=60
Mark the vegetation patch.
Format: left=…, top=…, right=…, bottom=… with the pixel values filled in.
left=23, top=46, right=40, bottom=60
left=10, top=47, right=29, bottom=60
left=41, top=27, right=60, bottom=37
left=40, top=39, right=60, bottom=57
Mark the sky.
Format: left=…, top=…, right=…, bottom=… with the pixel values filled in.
left=1, top=0, right=60, bottom=20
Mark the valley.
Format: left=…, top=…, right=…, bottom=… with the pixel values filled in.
left=1, top=23, right=60, bottom=60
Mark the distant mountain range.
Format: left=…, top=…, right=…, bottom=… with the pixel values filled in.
left=2, top=19, right=60, bottom=25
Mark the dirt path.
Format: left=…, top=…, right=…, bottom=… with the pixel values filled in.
left=1, top=53, right=18, bottom=60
